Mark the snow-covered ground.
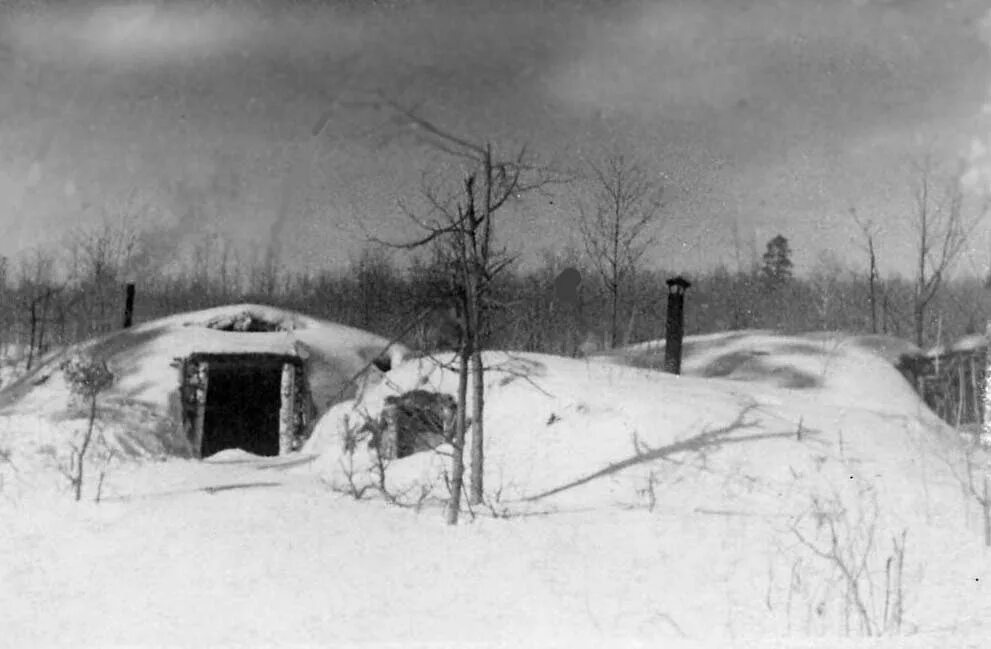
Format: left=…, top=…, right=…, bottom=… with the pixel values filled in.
left=2, top=330, right=990, bottom=647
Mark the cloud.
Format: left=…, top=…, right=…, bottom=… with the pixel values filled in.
left=1, top=0, right=989, bottom=276
left=545, top=0, right=988, bottom=165
left=962, top=7, right=991, bottom=195
left=3, top=2, right=251, bottom=66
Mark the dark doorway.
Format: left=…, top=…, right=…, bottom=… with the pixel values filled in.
left=201, top=361, right=283, bottom=458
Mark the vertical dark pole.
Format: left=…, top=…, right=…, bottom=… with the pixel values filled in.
left=664, top=276, right=691, bottom=375
left=122, top=282, right=136, bottom=329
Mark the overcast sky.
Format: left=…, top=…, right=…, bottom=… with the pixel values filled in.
left=1, top=0, right=990, bottom=278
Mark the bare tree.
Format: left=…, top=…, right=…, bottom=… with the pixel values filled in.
left=849, top=207, right=882, bottom=334
left=808, top=250, right=845, bottom=331
left=371, top=101, right=560, bottom=522
left=67, top=217, right=143, bottom=337
left=59, top=354, right=114, bottom=502
left=908, top=154, right=988, bottom=347
left=15, top=248, right=61, bottom=370
left=578, top=154, right=664, bottom=349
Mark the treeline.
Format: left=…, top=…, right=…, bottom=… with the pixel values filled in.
left=2, top=226, right=990, bottom=369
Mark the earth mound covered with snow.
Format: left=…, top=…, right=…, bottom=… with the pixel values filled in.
left=593, top=330, right=928, bottom=413
left=306, top=332, right=991, bottom=637
left=3, top=329, right=989, bottom=644
left=0, top=304, right=406, bottom=463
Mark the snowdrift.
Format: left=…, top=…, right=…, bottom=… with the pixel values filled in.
left=594, top=330, right=928, bottom=415
left=308, top=338, right=952, bottom=514
left=0, top=304, right=406, bottom=460
left=304, top=332, right=991, bottom=636
left=3, top=329, right=990, bottom=643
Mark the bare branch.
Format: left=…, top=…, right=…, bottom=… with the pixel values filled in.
left=377, top=96, right=487, bottom=158
left=576, top=152, right=665, bottom=348
left=908, top=153, right=987, bottom=345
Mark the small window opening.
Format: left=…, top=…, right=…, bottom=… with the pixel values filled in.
left=368, top=390, right=458, bottom=459
left=200, top=312, right=291, bottom=333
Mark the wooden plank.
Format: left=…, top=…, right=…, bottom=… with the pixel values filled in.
left=379, top=401, right=400, bottom=460
left=279, top=362, right=297, bottom=455
left=971, top=356, right=981, bottom=424
left=957, top=360, right=966, bottom=427
left=193, top=361, right=209, bottom=459
left=178, top=358, right=195, bottom=452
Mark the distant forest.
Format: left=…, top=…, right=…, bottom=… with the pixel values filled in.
left=2, top=222, right=991, bottom=369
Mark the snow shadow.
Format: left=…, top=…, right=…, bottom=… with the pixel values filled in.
left=699, top=351, right=821, bottom=389
left=0, top=325, right=173, bottom=410
left=611, top=337, right=824, bottom=390
left=487, top=354, right=548, bottom=387
left=522, top=405, right=809, bottom=502
left=102, top=481, right=284, bottom=503
left=200, top=481, right=283, bottom=495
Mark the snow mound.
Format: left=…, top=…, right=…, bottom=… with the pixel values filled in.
left=301, top=334, right=991, bottom=635
left=0, top=304, right=407, bottom=463
left=308, top=342, right=954, bottom=516
left=592, top=330, right=930, bottom=417
left=3, top=329, right=991, bottom=642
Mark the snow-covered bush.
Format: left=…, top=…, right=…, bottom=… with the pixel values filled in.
left=326, top=404, right=447, bottom=511
left=58, top=354, right=114, bottom=502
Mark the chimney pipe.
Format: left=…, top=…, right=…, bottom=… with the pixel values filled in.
left=122, top=282, right=136, bottom=329
left=664, top=276, right=691, bottom=375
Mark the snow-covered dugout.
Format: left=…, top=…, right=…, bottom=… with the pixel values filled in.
left=0, top=305, right=407, bottom=459
left=897, top=333, right=990, bottom=429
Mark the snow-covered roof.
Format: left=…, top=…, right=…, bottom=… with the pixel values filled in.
left=587, top=330, right=925, bottom=413
left=0, top=304, right=408, bottom=457
left=922, top=333, right=988, bottom=358
left=309, top=331, right=956, bottom=518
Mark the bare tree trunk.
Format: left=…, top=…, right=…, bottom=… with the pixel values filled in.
left=914, top=298, right=925, bottom=349
left=867, top=239, right=878, bottom=334
left=467, top=219, right=485, bottom=505
left=609, top=280, right=619, bottom=350
left=446, top=341, right=470, bottom=525
left=26, top=300, right=37, bottom=371
left=469, top=346, right=484, bottom=505
left=37, top=290, right=50, bottom=356
left=74, top=395, right=99, bottom=502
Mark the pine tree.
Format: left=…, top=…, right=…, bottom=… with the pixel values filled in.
left=760, top=234, right=793, bottom=290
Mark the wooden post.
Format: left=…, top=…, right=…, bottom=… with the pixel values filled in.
left=179, top=358, right=196, bottom=453
left=122, top=282, right=136, bottom=329
left=193, top=361, right=209, bottom=458
left=278, top=362, right=297, bottom=455
left=379, top=398, right=400, bottom=460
